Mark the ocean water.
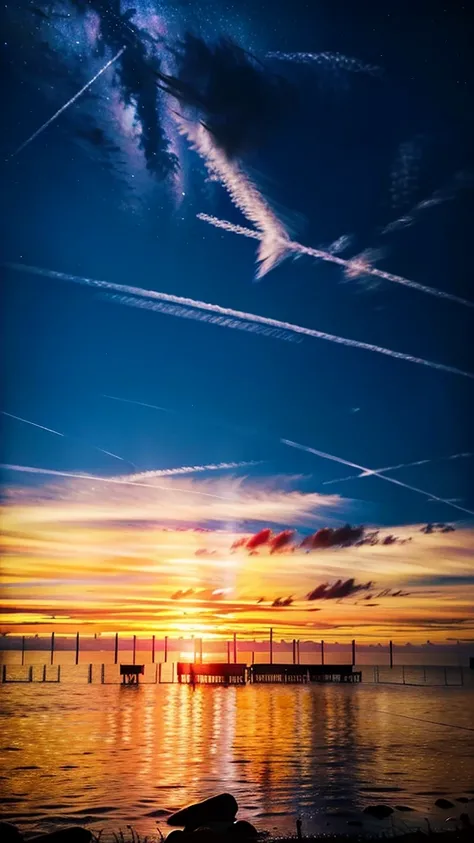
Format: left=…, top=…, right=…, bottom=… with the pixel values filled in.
left=1, top=683, right=473, bottom=838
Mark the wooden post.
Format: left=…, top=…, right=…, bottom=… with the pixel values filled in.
left=101, top=664, right=105, bottom=684
left=321, top=639, right=325, bottom=666
left=158, top=663, right=162, bottom=683
left=88, top=664, right=93, bottom=683
left=164, top=635, right=168, bottom=663
left=297, top=639, right=300, bottom=664
left=227, top=641, right=231, bottom=663
left=151, top=635, right=155, bottom=664
left=269, top=628, right=273, bottom=664
left=132, top=634, right=137, bottom=665
left=233, top=632, right=237, bottom=664
left=42, top=664, right=47, bottom=682
left=389, top=640, right=393, bottom=669
left=292, top=639, right=296, bottom=665
left=2, top=664, right=6, bottom=683
left=29, top=666, right=33, bottom=682
left=75, top=632, right=80, bottom=665
left=352, top=639, right=356, bottom=667
left=57, top=666, right=61, bottom=683
left=114, top=632, right=119, bottom=665
left=50, top=631, right=55, bottom=665
left=251, top=648, right=255, bottom=665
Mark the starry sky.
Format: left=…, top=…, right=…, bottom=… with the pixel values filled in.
left=0, top=0, right=473, bottom=643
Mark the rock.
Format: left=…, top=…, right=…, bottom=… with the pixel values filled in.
left=395, top=806, right=415, bottom=812
left=191, top=829, right=221, bottom=843
left=31, top=830, right=92, bottom=843
left=460, top=813, right=472, bottom=829
left=363, top=805, right=394, bottom=819
left=228, top=821, right=258, bottom=839
left=435, top=798, right=454, bottom=809
left=166, top=833, right=186, bottom=842
left=347, top=820, right=363, bottom=827
left=456, top=797, right=469, bottom=803
left=0, top=823, right=23, bottom=843
left=168, top=794, right=238, bottom=832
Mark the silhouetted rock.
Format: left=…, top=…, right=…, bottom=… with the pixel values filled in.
left=165, top=833, right=186, bottom=842
left=456, top=797, right=469, bottom=803
left=168, top=794, right=238, bottom=832
left=363, top=805, right=394, bottom=819
left=460, top=813, right=472, bottom=829
left=0, top=823, right=23, bottom=843
left=31, top=830, right=91, bottom=843
left=435, top=799, right=455, bottom=809
left=395, top=805, right=415, bottom=812
left=191, top=829, right=220, bottom=843
left=228, top=820, right=258, bottom=839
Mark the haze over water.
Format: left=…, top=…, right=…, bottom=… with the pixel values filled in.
left=1, top=683, right=473, bottom=838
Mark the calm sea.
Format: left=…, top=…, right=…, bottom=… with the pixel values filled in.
left=1, top=683, right=473, bottom=838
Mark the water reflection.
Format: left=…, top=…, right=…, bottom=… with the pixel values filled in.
left=1, top=684, right=473, bottom=836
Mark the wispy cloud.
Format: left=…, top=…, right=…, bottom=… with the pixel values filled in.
left=6, top=263, right=473, bottom=379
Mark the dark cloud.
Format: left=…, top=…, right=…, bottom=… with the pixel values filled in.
left=271, top=596, right=294, bottom=607
left=246, top=528, right=272, bottom=550
left=154, top=33, right=295, bottom=159
left=420, top=523, right=456, bottom=534
left=70, top=1, right=177, bottom=179
left=269, top=530, right=295, bottom=554
left=301, top=524, right=365, bottom=550
left=171, top=588, right=194, bottom=599
left=307, top=578, right=373, bottom=601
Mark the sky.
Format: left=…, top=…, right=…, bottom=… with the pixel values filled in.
left=0, top=0, right=473, bottom=643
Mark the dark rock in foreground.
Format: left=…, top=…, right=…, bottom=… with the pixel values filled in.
left=168, top=794, right=238, bottom=832
left=436, top=799, right=455, bottom=809
left=363, top=805, right=394, bottom=819
left=0, top=823, right=23, bottom=843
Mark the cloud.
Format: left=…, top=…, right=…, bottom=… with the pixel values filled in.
left=420, top=523, right=456, bottom=534
left=171, top=588, right=194, bottom=599
left=272, top=596, right=294, bottom=607
left=155, top=34, right=294, bottom=160
left=307, top=578, right=373, bottom=601
left=269, top=530, right=295, bottom=553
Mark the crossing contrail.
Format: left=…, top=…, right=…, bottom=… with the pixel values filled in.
left=1, top=410, right=127, bottom=465
left=8, top=47, right=125, bottom=159
left=197, top=213, right=474, bottom=309
left=281, top=439, right=474, bottom=517
left=5, top=262, right=474, bottom=380
left=0, top=464, right=238, bottom=501
left=177, top=120, right=291, bottom=278
left=322, top=452, right=474, bottom=486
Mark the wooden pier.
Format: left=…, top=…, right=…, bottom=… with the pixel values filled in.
left=177, top=662, right=247, bottom=685
left=249, top=663, right=362, bottom=683
left=120, top=664, right=144, bottom=685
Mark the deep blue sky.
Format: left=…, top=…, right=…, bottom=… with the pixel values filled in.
left=1, top=0, right=473, bottom=528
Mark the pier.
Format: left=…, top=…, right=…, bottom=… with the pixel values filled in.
left=177, top=662, right=247, bottom=685
left=249, top=663, right=362, bottom=683
left=120, top=664, right=144, bottom=685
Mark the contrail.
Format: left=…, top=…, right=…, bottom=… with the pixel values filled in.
left=323, top=452, right=474, bottom=486
left=111, top=460, right=261, bottom=482
left=8, top=47, right=125, bottom=159
left=104, top=293, right=301, bottom=343
left=1, top=411, right=65, bottom=437
left=1, top=410, right=127, bottom=465
left=0, top=464, right=238, bottom=501
left=267, top=51, right=381, bottom=76
left=281, top=439, right=474, bottom=517
left=177, top=120, right=291, bottom=278
left=5, top=262, right=474, bottom=379
left=197, top=213, right=474, bottom=308
left=103, top=395, right=176, bottom=414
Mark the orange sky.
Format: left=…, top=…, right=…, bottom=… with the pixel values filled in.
left=1, top=472, right=473, bottom=643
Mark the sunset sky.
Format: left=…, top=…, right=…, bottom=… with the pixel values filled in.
left=1, top=1, right=472, bottom=643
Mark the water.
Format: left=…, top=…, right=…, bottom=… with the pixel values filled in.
left=1, top=683, right=473, bottom=837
